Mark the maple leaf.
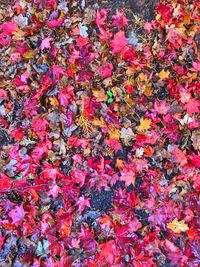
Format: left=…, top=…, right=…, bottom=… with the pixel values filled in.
left=76, top=195, right=91, bottom=212
left=0, top=173, right=11, bottom=190
left=92, top=88, right=108, bottom=102
left=0, top=21, right=18, bottom=35
left=172, top=147, right=188, bottom=166
left=120, top=169, right=136, bottom=186
left=190, top=61, right=200, bottom=72
left=47, top=183, right=61, bottom=199
left=94, top=9, right=108, bottom=28
left=157, top=69, right=170, bottom=79
left=98, top=27, right=112, bottom=41
left=167, top=218, right=189, bottom=234
left=104, top=139, right=122, bottom=153
left=184, top=98, right=200, bottom=114
left=32, top=117, right=49, bottom=139
left=129, top=217, right=142, bottom=232
left=191, top=130, right=200, bottom=150
left=112, top=10, right=128, bottom=29
left=144, top=21, right=155, bottom=32
left=166, top=28, right=183, bottom=49
left=137, top=118, right=152, bottom=132
left=71, top=169, right=87, bottom=187
left=8, top=204, right=26, bottom=226
left=154, top=100, right=170, bottom=115
left=97, top=62, right=113, bottom=78
left=110, top=31, right=128, bottom=54
left=40, top=37, right=52, bottom=51
left=47, top=19, right=64, bottom=28
left=99, top=240, right=118, bottom=265
left=59, top=220, right=72, bottom=236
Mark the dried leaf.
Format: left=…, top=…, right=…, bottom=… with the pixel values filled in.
left=191, top=130, right=200, bottom=150
left=167, top=218, right=189, bottom=234
left=92, top=89, right=108, bottom=102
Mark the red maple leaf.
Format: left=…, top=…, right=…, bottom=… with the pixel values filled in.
left=97, top=62, right=113, bottom=78
left=0, top=173, right=12, bottom=191
left=76, top=195, right=91, bottom=212
left=99, top=240, right=118, bottom=265
left=110, top=31, right=128, bottom=54
left=120, top=169, right=136, bottom=186
left=104, top=139, right=122, bottom=153
left=172, top=147, right=188, bottom=166
left=112, top=11, right=128, bottom=29
left=0, top=21, right=18, bottom=35
left=184, top=98, right=200, bottom=114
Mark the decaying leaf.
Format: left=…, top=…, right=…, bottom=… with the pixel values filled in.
left=191, top=130, right=200, bottom=150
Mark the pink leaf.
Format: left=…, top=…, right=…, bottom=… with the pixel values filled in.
left=40, top=37, right=52, bottom=51
left=0, top=21, right=18, bottom=35
left=184, top=98, right=200, bottom=114
left=98, top=62, right=113, bottom=78
left=112, top=11, right=128, bottom=29
left=8, top=204, right=26, bottom=226
left=110, top=31, right=128, bottom=54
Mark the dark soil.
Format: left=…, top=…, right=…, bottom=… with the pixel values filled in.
left=87, top=0, right=158, bottom=21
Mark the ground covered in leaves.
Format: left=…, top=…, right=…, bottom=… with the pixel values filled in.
left=0, top=0, right=200, bottom=266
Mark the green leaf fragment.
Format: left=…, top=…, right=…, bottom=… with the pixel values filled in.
left=108, top=98, right=114, bottom=103
left=106, top=91, right=113, bottom=97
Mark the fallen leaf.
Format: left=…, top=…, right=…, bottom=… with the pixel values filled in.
left=97, top=62, right=113, bottom=78
left=167, top=218, right=189, bottom=234
left=137, top=118, right=152, bottom=132
left=8, top=204, right=26, bottom=226
left=92, top=89, right=108, bottom=102
left=40, top=37, right=52, bottom=51
left=108, top=128, right=120, bottom=140
left=158, top=69, right=170, bottom=79
left=120, top=127, right=135, bottom=143
left=191, top=130, right=200, bottom=150
left=110, top=30, right=128, bottom=54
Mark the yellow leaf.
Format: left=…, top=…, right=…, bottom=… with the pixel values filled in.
left=115, top=159, right=124, bottom=169
left=23, top=51, right=35, bottom=59
left=13, top=28, right=25, bottom=40
left=158, top=69, right=170, bottom=79
left=92, top=89, right=108, bottom=102
left=137, top=118, right=151, bottom=132
left=108, top=128, right=120, bottom=140
left=138, top=72, right=148, bottom=82
left=167, top=218, right=189, bottom=234
left=50, top=97, right=59, bottom=107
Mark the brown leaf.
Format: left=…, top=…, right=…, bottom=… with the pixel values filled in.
left=191, top=130, right=200, bottom=150
left=92, top=89, right=108, bottom=102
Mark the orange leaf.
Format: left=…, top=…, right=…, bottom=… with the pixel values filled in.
left=109, top=128, right=120, bottom=140
left=137, top=118, right=151, bottom=132
left=158, top=69, right=170, bottom=79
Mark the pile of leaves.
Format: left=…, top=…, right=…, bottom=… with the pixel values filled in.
left=0, top=0, right=199, bottom=266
